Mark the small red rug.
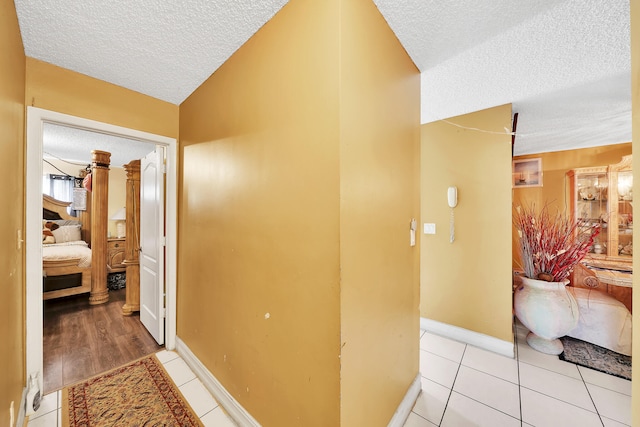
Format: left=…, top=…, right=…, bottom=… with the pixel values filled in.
left=62, top=354, right=203, bottom=426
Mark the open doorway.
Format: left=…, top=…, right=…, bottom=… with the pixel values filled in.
left=26, top=107, right=178, bottom=395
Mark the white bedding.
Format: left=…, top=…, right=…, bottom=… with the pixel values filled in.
left=42, top=241, right=92, bottom=268
left=568, top=287, right=632, bottom=356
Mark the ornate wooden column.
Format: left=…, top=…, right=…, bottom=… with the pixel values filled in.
left=89, top=150, right=110, bottom=304
left=77, top=168, right=92, bottom=245
left=122, top=160, right=141, bottom=315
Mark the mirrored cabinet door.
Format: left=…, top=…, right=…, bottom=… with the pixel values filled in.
left=568, top=154, right=632, bottom=269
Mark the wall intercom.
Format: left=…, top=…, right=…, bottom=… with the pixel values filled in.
left=448, top=186, right=458, bottom=208
left=448, top=186, right=458, bottom=242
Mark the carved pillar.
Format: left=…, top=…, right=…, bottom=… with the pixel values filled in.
left=77, top=168, right=91, bottom=245
left=122, top=160, right=141, bottom=315
left=90, top=150, right=110, bottom=304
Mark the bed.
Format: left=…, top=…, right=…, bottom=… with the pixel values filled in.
left=568, top=263, right=632, bottom=356
left=42, top=194, right=92, bottom=300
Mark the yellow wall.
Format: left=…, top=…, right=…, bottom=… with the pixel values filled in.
left=421, top=104, right=513, bottom=342
left=179, top=1, right=341, bottom=425
left=25, top=58, right=178, bottom=139
left=0, top=0, right=25, bottom=422
left=179, top=0, right=419, bottom=425
left=338, top=0, right=420, bottom=426
left=631, top=0, right=639, bottom=423
left=107, top=168, right=127, bottom=238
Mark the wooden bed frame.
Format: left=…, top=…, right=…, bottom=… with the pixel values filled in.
left=42, top=194, right=92, bottom=300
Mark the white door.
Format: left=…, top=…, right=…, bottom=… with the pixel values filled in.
left=140, top=147, right=165, bottom=345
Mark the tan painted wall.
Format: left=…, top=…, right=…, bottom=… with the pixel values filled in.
left=0, top=0, right=25, bottom=421
left=421, top=104, right=513, bottom=342
left=179, top=1, right=341, bottom=425
left=25, top=58, right=178, bottom=139
left=107, top=168, right=127, bottom=238
left=179, top=0, right=419, bottom=425
left=512, top=143, right=632, bottom=270
left=631, top=0, right=639, bottom=423
left=338, top=0, right=420, bottom=426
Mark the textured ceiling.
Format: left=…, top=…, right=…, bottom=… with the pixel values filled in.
left=16, top=0, right=288, bottom=104
left=42, top=123, right=155, bottom=168
left=374, top=0, right=631, bottom=155
left=16, top=0, right=632, bottom=158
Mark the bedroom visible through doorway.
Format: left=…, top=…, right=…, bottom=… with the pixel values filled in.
left=26, top=107, right=178, bottom=396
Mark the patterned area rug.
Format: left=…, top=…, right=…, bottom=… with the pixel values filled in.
left=559, top=336, right=631, bottom=381
left=62, top=355, right=203, bottom=426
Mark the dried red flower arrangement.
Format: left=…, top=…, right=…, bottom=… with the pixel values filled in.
left=514, top=204, right=601, bottom=282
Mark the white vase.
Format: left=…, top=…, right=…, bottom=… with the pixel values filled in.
left=514, top=276, right=579, bottom=355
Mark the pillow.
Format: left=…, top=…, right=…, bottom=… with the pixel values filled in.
left=51, top=224, right=82, bottom=243
left=42, top=221, right=59, bottom=244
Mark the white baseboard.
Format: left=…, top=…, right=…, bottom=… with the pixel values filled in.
left=420, top=317, right=515, bottom=358
left=387, top=374, right=421, bottom=427
left=175, top=336, right=261, bottom=427
left=16, top=386, right=27, bottom=427
left=176, top=337, right=423, bottom=427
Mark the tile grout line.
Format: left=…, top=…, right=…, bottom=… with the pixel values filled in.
left=514, top=318, right=524, bottom=427
left=516, top=343, right=606, bottom=418
left=437, top=344, right=467, bottom=426
left=460, top=363, right=520, bottom=387
left=517, top=357, right=584, bottom=381
left=576, top=366, right=606, bottom=427
left=449, top=390, right=522, bottom=424
left=518, top=384, right=605, bottom=416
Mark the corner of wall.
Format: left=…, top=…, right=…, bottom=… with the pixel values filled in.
left=420, top=104, right=513, bottom=343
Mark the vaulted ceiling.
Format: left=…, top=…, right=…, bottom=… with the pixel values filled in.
left=15, top=0, right=631, bottom=161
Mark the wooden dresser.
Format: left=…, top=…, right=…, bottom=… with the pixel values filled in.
left=107, top=237, right=126, bottom=273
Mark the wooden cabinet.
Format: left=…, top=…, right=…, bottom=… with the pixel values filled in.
left=107, top=238, right=126, bottom=273
left=567, top=155, right=632, bottom=271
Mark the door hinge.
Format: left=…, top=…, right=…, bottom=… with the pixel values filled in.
left=162, top=308, right=166, bottom=318
left=160, top=236, right=167, bottom=246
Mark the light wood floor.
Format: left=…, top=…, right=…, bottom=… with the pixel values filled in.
left=43, top=288, right=163, bottom=394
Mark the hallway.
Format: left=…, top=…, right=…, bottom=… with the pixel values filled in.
left=29, top=320, right=632, bottom=426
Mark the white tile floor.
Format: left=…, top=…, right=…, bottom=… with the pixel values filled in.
left=408, top=321, right=632, bottom=427
left=29, top=320, right=632, bottom=427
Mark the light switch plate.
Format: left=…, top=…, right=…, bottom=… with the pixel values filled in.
left=424, top=223, right=436, bottom=234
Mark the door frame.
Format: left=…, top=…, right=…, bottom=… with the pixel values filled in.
left=26, top=106, right=178, bottom=390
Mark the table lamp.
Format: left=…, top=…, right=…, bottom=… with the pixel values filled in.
left=110, top=207, right=127, bottom=238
